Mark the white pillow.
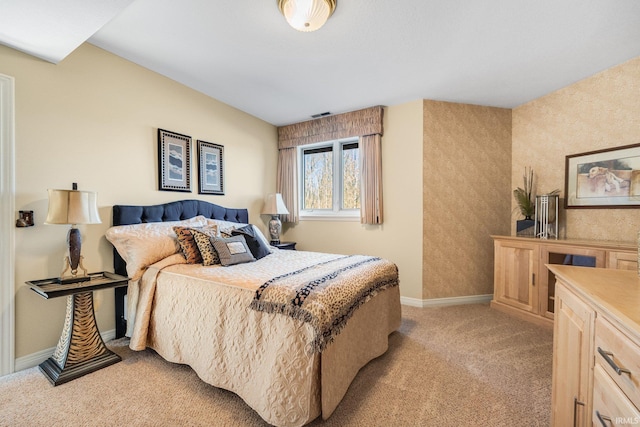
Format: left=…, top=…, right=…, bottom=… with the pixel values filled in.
left=205, top=218, right=272, bottom=251
left=106, top=216, right=208, bottom=280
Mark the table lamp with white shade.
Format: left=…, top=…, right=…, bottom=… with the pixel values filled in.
left=45, top=183, right=101, bottom=283
left=261, top=193, right=289, bottom=245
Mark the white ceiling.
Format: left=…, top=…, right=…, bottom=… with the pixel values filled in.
left=2, top=0, right=640, bottom=126
left=0, top=0, right=134, bottom=64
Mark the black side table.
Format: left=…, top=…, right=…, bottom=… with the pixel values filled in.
left=271, top=241, right=296, bottom=250
left=27, top=272, right=129, bottom=386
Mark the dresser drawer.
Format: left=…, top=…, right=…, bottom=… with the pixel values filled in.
left=595, top=316, right=640, bottom=409
left=593, top=365, right=640, bottom=426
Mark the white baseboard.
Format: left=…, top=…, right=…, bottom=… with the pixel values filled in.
left=399, top=296, right=425, bottom=307
left=401, top=294, right=493, bottom=308
left=14, top=329, right=116, bottom=372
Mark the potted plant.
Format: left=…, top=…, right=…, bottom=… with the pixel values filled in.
left=514, top=167, right=536, bottom=236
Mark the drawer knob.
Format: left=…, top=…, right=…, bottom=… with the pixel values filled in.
left=597, top=347, right=631, bottom=376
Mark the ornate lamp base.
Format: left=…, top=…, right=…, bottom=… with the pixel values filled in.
left=268, top=214, right=282, bottom=245
left=39, top=292, right=121, bottom=386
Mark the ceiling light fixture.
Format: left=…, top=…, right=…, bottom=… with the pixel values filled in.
left=277, top=0, right=337, bottom=32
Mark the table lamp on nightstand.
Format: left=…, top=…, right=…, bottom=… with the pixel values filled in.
left=45, top=183, right=101, bottom=284
left=261, top=193, right=289, bottom=245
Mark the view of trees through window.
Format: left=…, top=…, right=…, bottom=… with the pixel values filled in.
left=342, top=143, right=360, bottom=209
left=302, top=141, right=360, bottom=211
left=303, top=146, right=333, bottom=209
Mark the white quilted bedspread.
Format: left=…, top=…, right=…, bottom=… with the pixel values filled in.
left=127, top=249, right=401, bottom=427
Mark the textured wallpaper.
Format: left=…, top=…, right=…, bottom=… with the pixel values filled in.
left=423, top=101, right=512, bottom=299
left=512, top=57, right=640, bottom=242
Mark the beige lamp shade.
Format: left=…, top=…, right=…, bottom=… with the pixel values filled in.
left=261, top=193, right=290, bottom=215
left=277, top=0, right=336, bottom=32
left=45, top=189, right=102, bottom=225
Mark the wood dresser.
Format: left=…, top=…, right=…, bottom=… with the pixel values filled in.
left=490, top=236, right=637, bottom=327
left=547, top=265, right=640, bottom=426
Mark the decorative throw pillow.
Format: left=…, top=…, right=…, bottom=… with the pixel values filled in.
left=204, top=218, right=271, bottom=248
left=192, top=227, right=221, bottom=266
left=231, top=224, right=271, bottom=260
left=105, top=216, right=208, bottom=280
left=212, top=235, right=255, bottom=266
left=173, top=226, right=201, bottom=264
left=173, top=225, right=219, bottom=264
left=219, top=227, right=235, bottom=238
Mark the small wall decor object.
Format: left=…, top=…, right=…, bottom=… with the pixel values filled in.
left=197, top=140, right=224, bottom=195
left=535, top=193, right=559, bottom=239
left=565, top=143, right=640, bottom=208
left=16, top=210, right=34, bottom=227
left=158, top=129, right=192, bottom=192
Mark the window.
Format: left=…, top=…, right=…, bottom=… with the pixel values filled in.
left=299, top=138, right=360, bottom=219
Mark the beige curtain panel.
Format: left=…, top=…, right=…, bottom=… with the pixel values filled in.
left=359, top=134, right=383, bottom=225
left=277, top=106, right=384, bottom=224
left=276, top=147, right=298, bottom=223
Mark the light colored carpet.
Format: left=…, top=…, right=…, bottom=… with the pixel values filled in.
left=0, top=304, right=553, bottom=426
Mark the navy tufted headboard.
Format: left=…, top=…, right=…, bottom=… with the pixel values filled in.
left=112, top=199, right=249, bottom=337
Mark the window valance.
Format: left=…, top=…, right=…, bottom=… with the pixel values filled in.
left=278, top=105, right=384, bottom=149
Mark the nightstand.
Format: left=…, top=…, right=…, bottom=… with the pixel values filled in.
left=271, top=241, right=296, bottom=250
left=26, top=272, right=129, bottom=386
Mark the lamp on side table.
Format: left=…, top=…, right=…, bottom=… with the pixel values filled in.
left=45, top=183, right=101, bottom=283
left=261, top=193, right=290, bottom=245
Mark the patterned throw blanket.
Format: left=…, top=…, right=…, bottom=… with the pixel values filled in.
left=249, top=255, right=399, bottom=354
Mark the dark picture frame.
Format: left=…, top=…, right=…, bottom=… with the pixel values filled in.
left=158, top=129, right=191, bottom=192
left=197, top=140, right=224, bottom=195
left=565, top=143, right=640, bottom=208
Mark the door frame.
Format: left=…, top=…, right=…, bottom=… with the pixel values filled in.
left=0, top=73, right=16, bottom=376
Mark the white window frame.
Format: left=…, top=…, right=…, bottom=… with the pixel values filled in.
left=298, top=137, right=360, bottom=221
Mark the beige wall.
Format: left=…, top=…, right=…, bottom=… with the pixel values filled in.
left=6, top=38, right=638, bottom=361
left=1, top=43, right=277, bottom=359
left=512, top=56, right=640, bottom=241
left=282, top=100, right=425, bottom=300
left=423, top=101, right=512, bottom=299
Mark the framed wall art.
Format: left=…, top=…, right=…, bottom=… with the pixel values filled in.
left=197, top=140, right=224, bottom=195
left=158, top=129, right=192, bottom=192
left=565, top=143, right=640, bottom=208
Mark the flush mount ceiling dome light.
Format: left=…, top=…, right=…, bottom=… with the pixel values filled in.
left=277, top=0, right=337, bottom=32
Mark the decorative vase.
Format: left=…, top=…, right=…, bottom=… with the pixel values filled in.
left=516, top=219, right=535, bottom=237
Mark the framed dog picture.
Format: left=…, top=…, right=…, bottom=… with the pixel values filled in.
left=565, top=143, right=640, bottom=208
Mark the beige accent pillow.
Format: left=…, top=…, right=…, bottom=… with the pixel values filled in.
left=105, top=216, right=207, bottom=280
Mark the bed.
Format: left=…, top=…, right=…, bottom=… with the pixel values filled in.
left=108, top=199, right=401, bottom=427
